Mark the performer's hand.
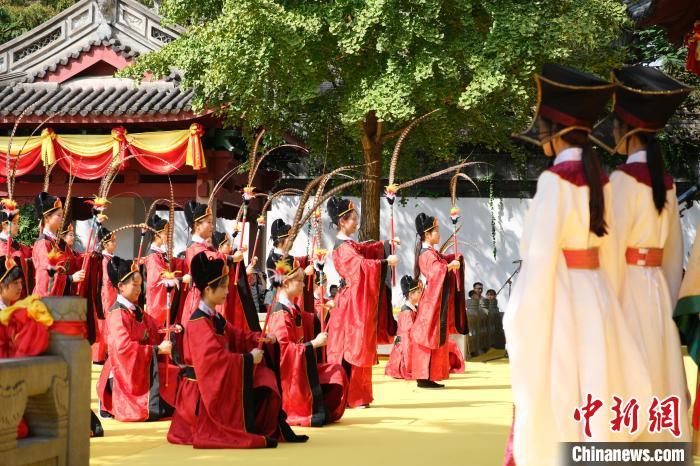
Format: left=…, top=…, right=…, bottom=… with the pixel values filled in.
left=448, top=260, right=461, bottom=271
left=246, top=257, right=258, bottom=275
left=232, top=250, right=245, bottom=263
left=157, top=340, right=172, bottom=355
left=258, top=334, right=276, bottom=345
left=312, top=332, right=328, bottom=348
left=324, top=300, right=335, bottom=311
left=72, top=270, right=86, bottom=283
left=391, top=237, right=401, bottom=247
left=240, top=245, right=249, bottom=253
left=387, top=255, right=399, bottom=267
left=250, top=348, right=264, bottom=365
left=182, top=274, right=192, bottom=285
left=158, top=324, right=183, bottom=334
left=304, top=264, right=314, bottom=276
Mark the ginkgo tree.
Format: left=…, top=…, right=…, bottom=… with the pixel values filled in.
left=122, top=0, right=627, bottom=240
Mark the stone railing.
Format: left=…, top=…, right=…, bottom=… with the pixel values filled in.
left=0, top=296, right=90, bottom=466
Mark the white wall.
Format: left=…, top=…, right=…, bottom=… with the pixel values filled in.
left=268, top=196, right=700, bottom=311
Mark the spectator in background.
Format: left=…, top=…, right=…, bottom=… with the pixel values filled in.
left=486, top=289, right=505, bottom=349
left=472, top=282, right=484, bottom=301
left=329, top=284, right=338, bottom=299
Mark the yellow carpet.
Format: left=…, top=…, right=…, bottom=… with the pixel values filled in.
left=89, top=350, right=700, bottom=466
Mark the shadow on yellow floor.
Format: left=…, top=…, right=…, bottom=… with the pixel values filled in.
left=89, top=349, right=700, bottom=466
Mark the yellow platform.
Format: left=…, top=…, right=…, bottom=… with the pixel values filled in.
left=89, top=350, right=700, bottom=466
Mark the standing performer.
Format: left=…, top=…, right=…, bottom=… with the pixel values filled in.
left=267, top=256, right=348, bottom=426
left=504, top=64, right=653, bottom=465
left=591, top=65, right=691, bottom=442
left=385, top=275, right=423, bottom=380
left=410, top=213, right=466, bottom=388
left=32, top=192, right=85, bottom=297
left=675, top=223, right=700, bottom=451
left=96, top=256, right=179, bottom=422
left=167, top=251, right=308, bottom=448
left=58, top=224, right=82, bottom=296
left=143, top=214, right=171, bottom=326
left=326, top=196, right=398, bottom=408
left=266, top=219, right=315, bottom=309
left=90, top=226, right=117, bottom=364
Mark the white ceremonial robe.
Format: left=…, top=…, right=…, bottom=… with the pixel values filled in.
left=608, top=156, right=689, bottom=442
left=503, top=152, right=653, bottom=466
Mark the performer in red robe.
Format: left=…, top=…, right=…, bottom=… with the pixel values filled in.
left=96, top=256, right=180, bottom=422
left=213, top=230, right=260, bottom=332
left=0, top=200, right=32, bottom=297
left=325, top=197, right=398, bottom=408
left=0, top=256, right=54, bottom=439
left=410, top=213, right=467, bottom=388
left=265, top=219, right=315, bottom=312
left=167, top=251, right=308, bottom=448
left=143, top=214, right=172, bottom=326
left=88, top=226, right=117, bottom=364
left=58, top=224, right=83, bottom=296
left=32, top=192, right=85, bottom=298
left=386, top=275, right=423, bottom=380
left=267, top=257, right=348, bottom=426
left=178, top=201, right=219, bottom=326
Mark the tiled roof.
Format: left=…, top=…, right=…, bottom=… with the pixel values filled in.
left=0, top=75, right=193, bottom=118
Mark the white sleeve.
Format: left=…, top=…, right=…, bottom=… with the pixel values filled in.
left=663, top=186, right=684, bottom=307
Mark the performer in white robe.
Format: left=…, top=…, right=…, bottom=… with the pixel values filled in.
left=504, top=64, right=652, bottom=466
left=591, top=65, right=692, bottom=442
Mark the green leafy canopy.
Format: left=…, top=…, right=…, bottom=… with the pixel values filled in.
left=122, top=0, right=628, bottom=161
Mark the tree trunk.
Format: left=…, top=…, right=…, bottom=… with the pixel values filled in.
left=359, top=111, right=383, bottom=241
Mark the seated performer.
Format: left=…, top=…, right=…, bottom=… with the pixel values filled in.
left=96, top=256, right=179, bottom=422
left=0, top=255, right=54, bottom=439
left=167, top=251, right=308, bottom=448
left=386, top=275, right=423, bottom=380
left=32, top=192, right=85, bottom=297
left=267, top=257, right=348, bottom=426
left=144, top=214, right=172, bottom=326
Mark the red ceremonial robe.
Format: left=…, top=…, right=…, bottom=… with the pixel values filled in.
left=144, top=248, right=170, bottom=326
left=410, top=248, right=467, bottom=382
left=385, top=303, right=417, bottom=379
left=0, top=237, right=32, bottom=298
left=79, top=252, right=105, bottom=360
left=0, top=296, right=53, bottom=439
left=32, top=233, right=68, bottom=297
left=327, top=238, right=396, bottom=407
left=447, top=339, right=465, bottom=374
left=167, top=305, right=304, bottom=448
left=96, top=299, right=179, bottom=422
left=268, top=300, right=348, bottom=426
